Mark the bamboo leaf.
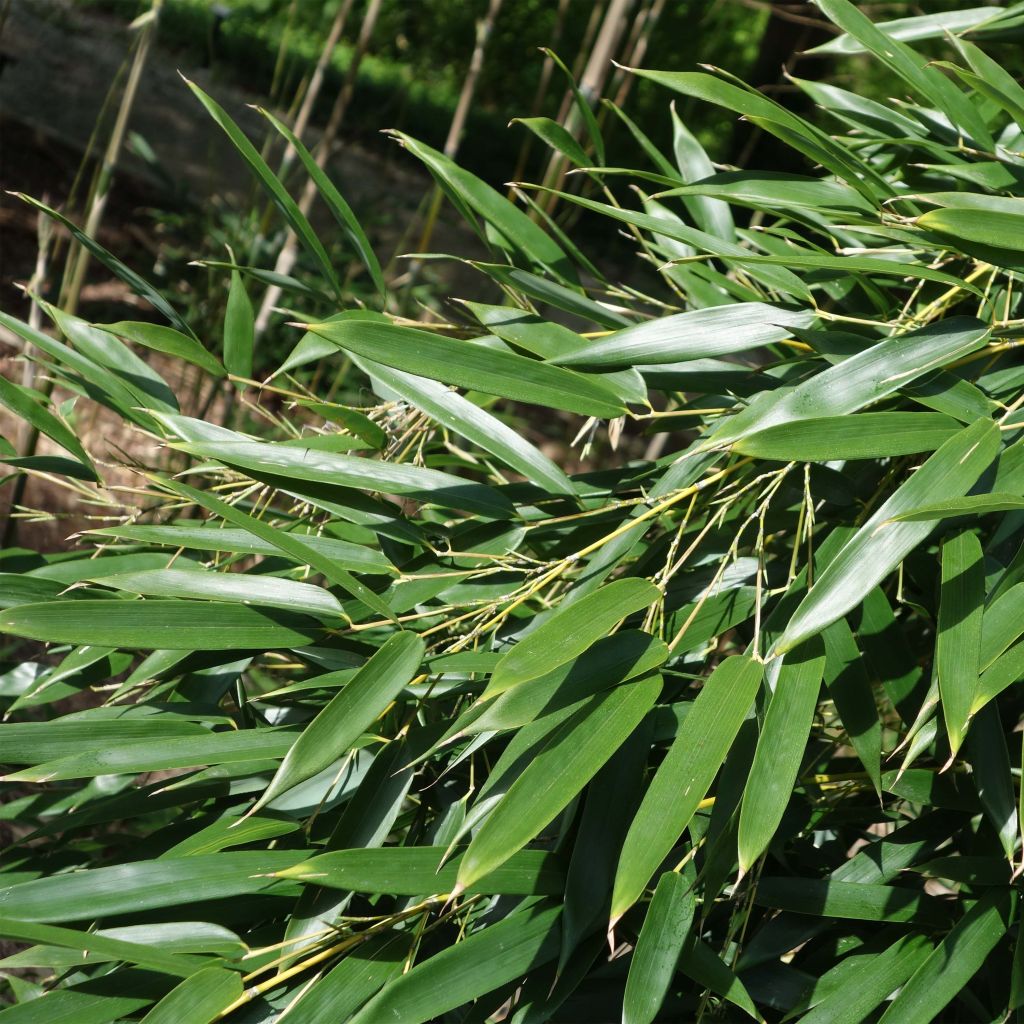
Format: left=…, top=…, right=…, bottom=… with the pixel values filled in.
left=738, top=637, right=826, bottom=873
left=302, top=319, right=627, bottom=419
left=775, top=419, right=1000, bottom=653
left=612, top=656, right=764, bottom=922
left=878, top=890, right=1014, bottom=1024
left=251, top=631, right=423, bottom=811
left=486, top=578, right=661, bottom=695
left=457, top=675, right=661, bottom=891
left=623, top=871, right=695, bottom=1024
left=185, top=78, right=342, bottom=297
left=223, top=264, right=254, bottom=379
left=349, top=907, right=561, bottom=1024
left=937, top=530, right=985, bottom=756
left=138, top=967, right=242, bottom=1024
left=0, top=599, right=325, bottom=651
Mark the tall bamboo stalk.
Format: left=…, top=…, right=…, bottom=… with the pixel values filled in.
left=4, top=0, right=161, bottom=545
left=509, top=0, right=570, bottom=192
left=60, top=0, right=163, bottom=318
left=277, top=0, right=355, bottom=182
left=408, top=0, right=504, bottom=265
left=540, top=0, right=634, bottom=216
left=253, top=0, right=383, bottom=338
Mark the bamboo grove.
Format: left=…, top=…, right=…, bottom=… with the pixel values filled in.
left=2, top=2, right=1024, bottom=1021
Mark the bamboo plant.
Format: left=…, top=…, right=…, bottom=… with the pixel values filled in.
left=2, top=2, right=1024, bottom=1021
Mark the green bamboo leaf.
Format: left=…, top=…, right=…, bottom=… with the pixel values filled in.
left=878, top=890, right=1014, bottom=1023
left=810, top=7, right=1003, bottom=54
left=460, top=630, right=667, bottom=737
left=886, top=493, right=1024, bottom=522
left=678, top=938, right=758, bottom=1019
left=965, top=703, right=1018, bottom=858
left=623, top=871, right=695, bottom=1024
left=918, top=208, right=1024, bottom=266
left=710, top=318, right=991, bottom=449
left=5, top=727, right=299, bottom=782
left=391, top=131, right=574, bottom=281
left=184, top=78, right=341, bottom=297
left=0, top=599, right=325, bottom=651
left=95, top=568, right=344, bottom=619
left=670, top=105, right=735, bottom=241
left=981, top=583, right=1024, bottom=669
left=553, top=302, right=814, bottom=368
left=176, top=438, right=515, bottom=520
left=0, top=311, right=160, bottom=430
left=13, top=193, right=192, bottom=334
left=89, top=523, right=393, bottom=575
left=612, top=656, right=764, bottom=922
left=812, top=0, right=994, bottom=148
left=0, top=376, right=95, bottom=477
left=937, top=530, right=984, bottom=757
left=251, top=632, right=423, bottom=812
left=972, top=641, right=1024, bottom=714
left=738, top=637, right=826, bottom=873
left=138, top=967, right=242, bottom=1024
left=284, top=934, right=410, bottom=1024
left=512, top=116, right=589, bottom=167
left=302, top=319, right=626, bottom=419
left=348, top=905, right=561, bottom=1024
left=457, top=675, right=661, bottom=892
left=357, top=355, right=576, bottom=497
left=734, top=412, right=961, bottom=462
left=223, top=264, right=254, bottom=380
left=258, top=105, right=386, bottom=297
left=154, top=475, right=396, bottom=622
left=486, top=578, right=661, bottom=695
left=274, top=846, right=563, bottom=895
left=753, top=877, right=948, bottom=927
left=798, top=934, right=934, bottom=1024
left=775, top=419, right=1000, bottom=653
left=97, top=321, right=226, bottom=378
left=0, top=718, right=208, bottom=764
left=0, top=852, right=305, bottom=922
left=0, top=918, right=204, bottom=977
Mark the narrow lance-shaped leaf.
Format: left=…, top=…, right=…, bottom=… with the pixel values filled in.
left=709, top=317, right=991, bottom=449
left=273, top=846, right=564, bottom=896
left=137, top=967, right=242, bottom=1024
left=775, top=419, right=1000, bottom=653
left=302, top=319, right=627, bottom=419
left=0, top=375, right=96, bottom=478
left=486, top=578, right=661, bottom=695
left=738, top=636, right=826, bottom=873
left=348, top=906, right=562, bottom=1024
left=184, top=78, right=342, bottom=297
left=734, top=412, right=962, bottom=462
left=877, top=889, right=1014, bottom=1024
left=623, top=871, right=696, bottom=1024
left=357, top=354, right=577, bottom=497
left=456, top=674, right=662, bottom=892
left=937, top=530, right=985, bottom=757
left=175, top=438, right=515, bottom=520
left=250, top=631, right=423, bottom=813
left=153, top=474, right=397, bottom=622
left=612, top=655, right=764, bottom=922
left=97, top=321, right=226, bottom=378
left=0, top=599, right=325, bottom=651
left=223, top=263, right=254, bottom=380
left=552, top=302, right=815, bottom=368
left=258, top=105, right=386, bottom=297
left=96, top=568, right=345, bottom=620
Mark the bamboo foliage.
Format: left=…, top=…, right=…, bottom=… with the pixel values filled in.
left=3, top=3, right=1024, bottom=1021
